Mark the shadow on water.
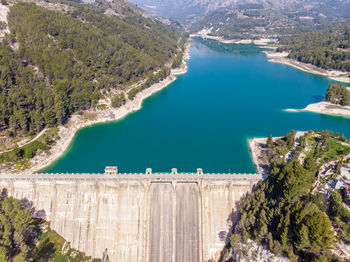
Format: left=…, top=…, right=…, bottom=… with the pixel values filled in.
left=312, top=95, right=325, bottom=103
left=193, top=37, right=265, bottom=56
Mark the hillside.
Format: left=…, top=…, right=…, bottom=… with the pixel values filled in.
left=190, top=1, right=350, bottom=40
left=221, top=131, right=350, bottom=261
left=277, top=26, right=350, bottom=72
left=129, top=0, right=350, bottom=39
left=0, top=0, right=185, bottom=167
left=131, top=0, right=350, bottom=22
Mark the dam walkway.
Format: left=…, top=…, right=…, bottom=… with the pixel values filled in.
left=0, top=167, right=263, bottom=182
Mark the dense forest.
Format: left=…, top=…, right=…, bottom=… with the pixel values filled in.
left=0, top=1, right=183, bottom=137
left=0, top=189, right=99, bottom=261
left=278, top=27, right=350, bottom=72
left=325, top=84, right=350, bottom=106
left=222, top=131, right=350, bottom=261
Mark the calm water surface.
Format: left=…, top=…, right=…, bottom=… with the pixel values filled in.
left=45, top=39, right=350, bottom=173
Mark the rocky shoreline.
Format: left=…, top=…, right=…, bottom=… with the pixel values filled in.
left=248, top=138, right=268, bottom=176
left=264, top=51, right=350, bottom=83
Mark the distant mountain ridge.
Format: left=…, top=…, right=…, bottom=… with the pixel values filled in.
left=129, top=0, right=350, bottom=24
left=188, top=0, right=350, bottom=40
left=128, top=0, right=236, bottom=21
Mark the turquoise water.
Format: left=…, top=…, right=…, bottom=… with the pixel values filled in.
left=45, top=38, right=350, bottom=174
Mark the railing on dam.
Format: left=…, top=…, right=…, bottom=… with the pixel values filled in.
left=0, top=167, right=263, bottom=182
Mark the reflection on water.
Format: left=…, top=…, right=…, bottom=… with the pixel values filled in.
left=194, top=37, right=268, bottom=55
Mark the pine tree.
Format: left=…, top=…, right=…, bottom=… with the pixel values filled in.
left=305, top=212, right=334, bottom=253
left=296, top=224, right=310, bottom=250
left=266, top=134, right=274, bottom=148
left=280, top=210, right=290, bottom=248
left=334, top=159, right=343, bottom=175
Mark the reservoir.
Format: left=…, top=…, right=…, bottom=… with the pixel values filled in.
left=45, top=38, right=350, bottom=173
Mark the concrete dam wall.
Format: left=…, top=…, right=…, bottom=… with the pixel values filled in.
left=0, top=172, right=261, bottom=261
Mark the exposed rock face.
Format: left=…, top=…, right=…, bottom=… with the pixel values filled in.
left=223, top=239, right=289, bottom=262
left=0, top=4, right=9, bottom=41
left=0, top=178, right=257, bottom=261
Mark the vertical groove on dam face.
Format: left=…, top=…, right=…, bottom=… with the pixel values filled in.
left=149, top=183, right=173, bottom=262
left=175, top=183, right=200, bottom=262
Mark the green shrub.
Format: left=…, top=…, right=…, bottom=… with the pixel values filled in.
left=111, top=93, right=126, bottom=108
left=128, top=88, right=141, bottom=100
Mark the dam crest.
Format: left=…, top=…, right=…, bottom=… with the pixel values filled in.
left=0, top=167, right=262, bottom=261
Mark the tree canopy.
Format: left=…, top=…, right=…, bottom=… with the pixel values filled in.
left=234, top=160, right=335, bottom=260
left=226, top=131, right=350, bottom=261
left=0, top=1, right=183, bottom=136
left=325, top=84, right=350, bottom=106
left=278, top=26, right=350, bottom=72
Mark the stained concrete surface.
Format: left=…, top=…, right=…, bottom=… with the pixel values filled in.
left=0, top=178, right=258, bottom=261
left=175, top=183, right=200, bottom=262
left=149, top=183, right=174, bottom=262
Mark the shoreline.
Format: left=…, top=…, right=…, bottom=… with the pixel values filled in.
left=248, top=137, right=276, bottom=177
left=4, top=43, right=191, bottom=174
left=193, top=34, right=350, bottom=83
left=193, top=37, right=349, bottom=83
left=264, top=52, right=350, bottom=83
left=248, top=137, right=267, bottom=176
left=285, top=101, right=350, bottom=118
left=189, top=33, right=277, bottom=46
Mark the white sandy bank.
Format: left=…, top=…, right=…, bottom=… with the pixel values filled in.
left=189, top=32, right=277, bottom=45
left=286, top=101, right=350, bottom=118
left=266, top=54, right=349, bottom=83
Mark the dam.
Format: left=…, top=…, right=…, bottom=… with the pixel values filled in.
left=0, top=167, right=262, bottom=261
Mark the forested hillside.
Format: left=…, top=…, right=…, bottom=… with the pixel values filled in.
left=278, top=27, right=350, bottom=72
left=221, top=131, right=350, bottom=261
left=0, top=0, right=183, bottom=137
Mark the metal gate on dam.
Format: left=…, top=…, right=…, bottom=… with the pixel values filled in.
left=0, top=167, right=262, bottom=262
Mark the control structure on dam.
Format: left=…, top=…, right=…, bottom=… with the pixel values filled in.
left=0, top=167, right=263, bottom=262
